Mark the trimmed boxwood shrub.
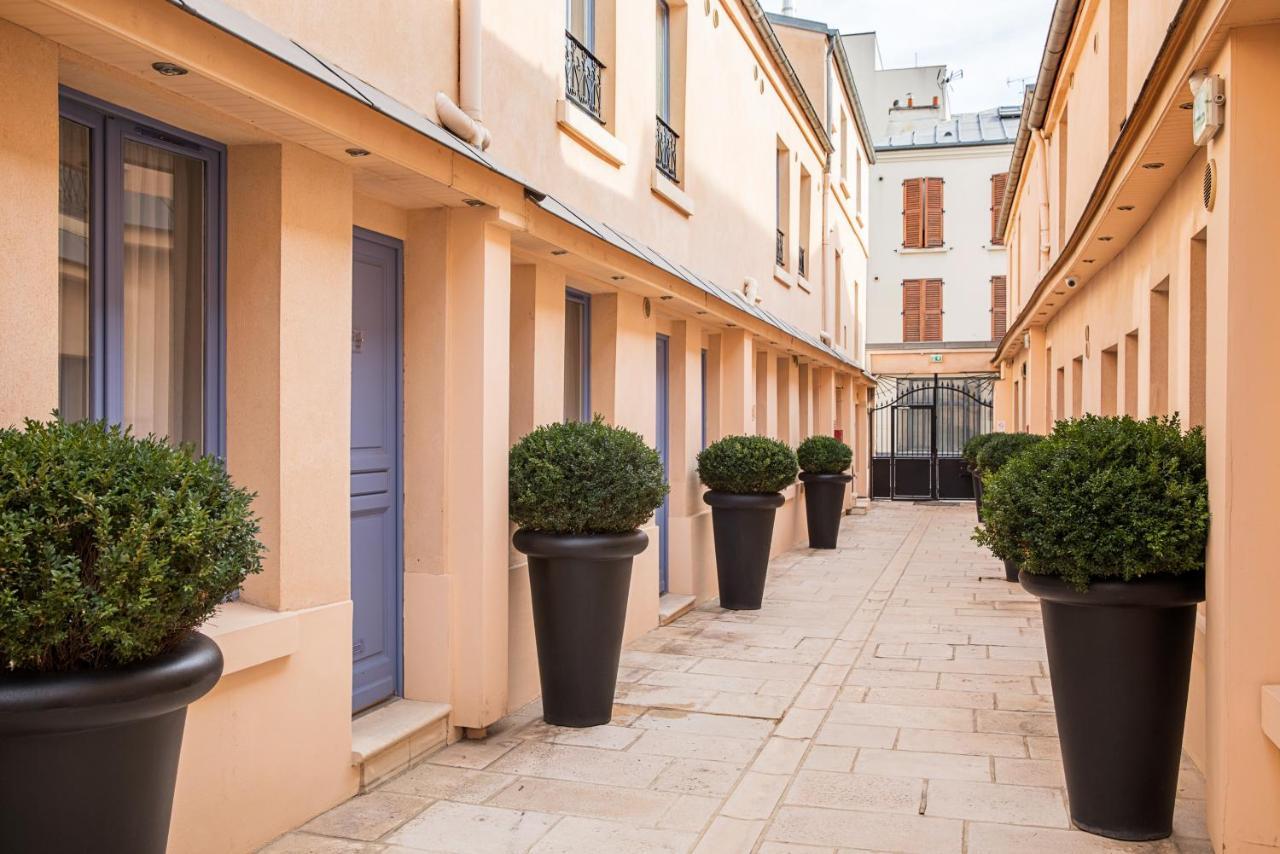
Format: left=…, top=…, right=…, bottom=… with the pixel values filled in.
left=509, top=416, right=668, bottom=536
left=698, top=435, right=798, bottom=494
left=975, top=432, right=1044, bottom=476
left=0, top=419, right=263, bottom=672
left=796, top=435, right=853, bottom=475
left=974, top=415, right=1208, bottom=590
left=962, top=432, right=998, bottom=468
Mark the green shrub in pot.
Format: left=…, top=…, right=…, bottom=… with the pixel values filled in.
left=697, top=435, right=798, bottom=495
left=796, top=435, right=853, bottom=549
left=971, top=431, right=1044, bottom=579
left=0, top=418, right=262, bottom=854
left=509, top=416, right=667, bottom=727
left=796, top=435, right=853, bottom=475
left=962, top=431, right=999, bottom=518
left=697, top=436, right=797, bottom=609
left=975, top=415, right=1208, bottom=841
left=973, top=432, right=1045, bottom=485
left=509, top=416, right=667, bottom=535
left=974, top=416, right=1206, bottom=591
left=961, top=432, right=997, bottom=470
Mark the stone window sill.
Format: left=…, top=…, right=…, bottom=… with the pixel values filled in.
left=774, top=265, right=796, bottom=288
left=556, top=99, right=626, bottom=167
left=898, top=245, right=949, bottom=255
left=200, top=601, right=299, bottom=677
left=651, top=169, right=694, bottom=216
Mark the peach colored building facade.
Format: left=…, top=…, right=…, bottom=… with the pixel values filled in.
left=0, top=1, right=873, bottom=851
left=995, top=0, right=1280, bottom=849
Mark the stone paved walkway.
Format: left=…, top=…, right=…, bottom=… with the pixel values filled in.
left=262, top=502, right=1210, bottom=854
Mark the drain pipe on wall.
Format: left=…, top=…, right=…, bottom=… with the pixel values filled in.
left=821, top=39, right=836, bottom=341
left=435, top=0, right=492, bottom=150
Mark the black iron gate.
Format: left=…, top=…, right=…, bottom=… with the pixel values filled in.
left=869, top=375, right=994, bottom=501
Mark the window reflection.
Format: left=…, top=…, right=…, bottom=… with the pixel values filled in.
left=58, top=118, right=91, bottom=423
left=122, top=140, right=206, bottom=452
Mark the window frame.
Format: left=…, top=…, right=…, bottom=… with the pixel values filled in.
left=700, top=347, right=708, bottom=450
left=656, top=0, right=671, bottom=122
left=565, top=288, right=592, bottom=422
left=58, top=88, right=227, bottom=457
left=566, top=0, right=596, bottom=51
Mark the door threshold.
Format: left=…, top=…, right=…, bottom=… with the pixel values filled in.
left=350, top=698, right=452, bottom=791
left=658, top=593, right=696, bottom=626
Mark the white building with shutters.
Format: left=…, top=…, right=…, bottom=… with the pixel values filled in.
left=864, top=106, right=1020, bottom=378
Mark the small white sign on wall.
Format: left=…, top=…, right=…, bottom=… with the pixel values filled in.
left=1192, top=74, right=1224, bottom=146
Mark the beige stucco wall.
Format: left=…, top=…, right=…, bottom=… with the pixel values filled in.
left=997, top=2, right=1280, bottom=848
left=0, top=21, right=59, bottom=426
left=0, top=2, right=875, bottom=851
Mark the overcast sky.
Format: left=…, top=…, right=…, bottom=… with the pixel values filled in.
left=763, top=0, right=1056, bottom=113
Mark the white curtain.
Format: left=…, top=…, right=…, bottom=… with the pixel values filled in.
left=122, top=140, right=205, bottom=450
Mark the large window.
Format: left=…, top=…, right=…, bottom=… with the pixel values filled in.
left=990, top=275, right=1008, bottom=339
left=566, top=0, right=594, bottom=48
left=990, top=172, right=1009, bottom=245
left=654, top=0, right=680, bottom=182
left=775, top=141, right=790, bottom=267
left=564, top=290, right=591, bottom=422
left=58, top=92, right=225, bottom=455
left=902, top=177, right=944, bottom=248
left=656, top=1, right=670, bottom=122
left=565, top=0, right=603, bottom=120
left=902, top=279, right=943, bottom=343
left=700, top=347, right=708, bottom=449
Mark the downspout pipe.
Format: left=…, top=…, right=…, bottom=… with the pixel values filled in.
left=436, top=0, right=492, bottom=150
left=821, top=37, right=835, bottom=340
left=995, top=0, right=1079, bottom=239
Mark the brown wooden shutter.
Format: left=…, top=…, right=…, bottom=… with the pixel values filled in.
left=924, top=177, right=944, bottom=247
left=902, top=179, right=923, bottom=248
left=923, top=279, right=943, bottom=341
left=902, top=279, right=922, bottom=342
left=990, top=172, right=1008, bottom=245
left=991, top=275, right=1008, bottom=339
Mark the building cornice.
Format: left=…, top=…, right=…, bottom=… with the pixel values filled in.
left=741, top=1, right=834, bottom=155
left=766, top=12, right=876, bottom=166
left=993, top=0, right=1215, bottom=364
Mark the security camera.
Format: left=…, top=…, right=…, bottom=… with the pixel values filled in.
left=1065, top=276, right=1079, bottom=289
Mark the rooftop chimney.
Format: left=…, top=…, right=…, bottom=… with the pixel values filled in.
left=782, top=0, right=795, bottom=14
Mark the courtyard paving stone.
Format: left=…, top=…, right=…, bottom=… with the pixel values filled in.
left=262, top=502, right=1209, bottom=853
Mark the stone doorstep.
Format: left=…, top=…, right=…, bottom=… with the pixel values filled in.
left=351, top=699, right=452, bottom=792
left=659, top=593, right=697, bottom=626
left=847, top=498, right=871, bottom=516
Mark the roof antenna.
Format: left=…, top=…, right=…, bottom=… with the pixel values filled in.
left=782, top=0, right=795, bottom=14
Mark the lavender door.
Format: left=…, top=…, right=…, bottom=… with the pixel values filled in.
left=656, top=334, right=670, bottom=593
left=350, top=230, right=402, bottom=712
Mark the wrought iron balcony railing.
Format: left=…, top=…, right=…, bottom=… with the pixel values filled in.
left=776, top=229, right=785, bottom=266
left=565, top=32, right=605, bottom=121
left=655, top=116, right=679, bottom=182
left=798, top=245, right=807, bottom=278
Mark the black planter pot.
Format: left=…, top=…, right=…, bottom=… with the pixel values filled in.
left=0, top=633, right=223, bottom=854
left=704, top=490, right=785, bottom=610
left=513, top=528, right=647, bottom=727
left=972, top=472, right=984, bottom=521
left=1021, top=570, right=1205, bottom=841
left=799, top=472, right=852, bottom=549
left=1003, top=558, right=1020, bottom=583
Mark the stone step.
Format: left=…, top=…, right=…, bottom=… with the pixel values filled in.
left=658, top=592, right=697, bottom=626
left=351, top=698, right=452, bottom=791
